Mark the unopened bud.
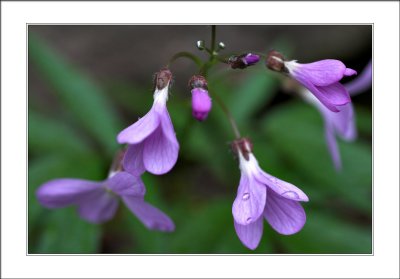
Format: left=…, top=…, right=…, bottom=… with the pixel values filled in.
left=154, top=68, right=172, bottom=90
left=218, top=42, right=226, bottom=50
left=266, top=50, right=286, bottom=72
left=197, top=40, right=205, bottom=50
left=189, top=75, right=211, bottom=121
left=228, top=53, right=260, bottom=69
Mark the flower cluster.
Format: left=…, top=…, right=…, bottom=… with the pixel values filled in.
left=35, top=30, right=368, bottom=252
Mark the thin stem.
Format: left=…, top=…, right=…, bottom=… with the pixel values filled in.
left=209, top=89, right=241, bottom=139
left=200, top=25, right=218, bottom=76
left=202, top=25, right=241, bottom=139
left=210, top=25, right=216, bottom=57
left=167, top=51, right=202, bottom=68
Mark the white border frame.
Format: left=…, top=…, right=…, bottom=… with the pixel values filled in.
left=2, top=1, right=399, bottom=278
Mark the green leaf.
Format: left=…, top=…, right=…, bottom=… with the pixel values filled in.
left=33, top=208, right=101, bottom=254
left=262, top=102, right=372, bottom=213
left=227, top=69, right=277, bottom=126
left=277, top=209, right=372, bottom=254
left=29, top=109, right=93, bottom=156
left=28, top=34, right=120, bottom=154
left=355, top=105, right=372, bottom=137
left=105, top=82, right=153, bottom=115
left=169, top=199, right=233, bottom=253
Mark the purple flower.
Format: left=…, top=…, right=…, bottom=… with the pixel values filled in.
left=231, top=139, right=308, bottom=250
left=117, top=68, right=179, bottom=175
left=284, top=59, right=357, bottom=112
left=301, top=60, right=371, bottom=170
left=189, top=75, right=212, bottom=121
left=229, top=53, right=260, bottom=69
left=302, top=89, right=356, bottom=170
left=266, top=51, right=357, bottom=112
left=36, top=170, right=175, bottom=231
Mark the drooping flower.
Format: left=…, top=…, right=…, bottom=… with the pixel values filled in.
left=231, top=138, right=308, bottom=250
left=301, top=88, right=356, bottom=170
left=229, top=53, right=260, bottom=69
left=36, top=151, right=175, bottom=231
left=117, top=68, right=179, bottom=175
left=189, top=75, right=212, bottom=121
left=266, top=50, right=357, bottom=112
left=301, top=60, right=372, bottom=170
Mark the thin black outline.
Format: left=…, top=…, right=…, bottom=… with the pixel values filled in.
left=25, top=23, right=374, bottom=257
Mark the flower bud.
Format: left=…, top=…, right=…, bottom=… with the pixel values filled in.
left=189, top=75, right=211, bottom=121
left=191, top=88, right=212, bottom=121
left=266, top=50, right=286, bottom=72
left=189, top=75, right=208, bottom=90
left=228, top=53, right=260, bottom=69
left=154, top=68, right=173, bottom=90
left=231, top=138, right=253, bottom=160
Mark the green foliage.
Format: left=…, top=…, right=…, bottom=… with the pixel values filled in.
left=28, top=33, right=372, bottom=254
left=29, top=34, right=120, bottom=155
left=28, top=154, right=103, bottom=253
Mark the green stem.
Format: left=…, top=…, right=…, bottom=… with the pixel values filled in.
left=210, top=25, right=216, bottom=57
left=209, top=88, right=241, bottom=139
left=167, top=51, right=202, bottom=68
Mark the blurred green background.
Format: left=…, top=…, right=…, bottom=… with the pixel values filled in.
left=28, top=25, right=372, bottom=254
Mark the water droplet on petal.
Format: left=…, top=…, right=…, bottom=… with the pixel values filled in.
left=282, top=191, right=300, bottom=200
left=242, top=193, right=250, bottom=200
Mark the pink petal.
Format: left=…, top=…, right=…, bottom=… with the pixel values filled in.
left=107, top=171, right=146, bottom=197
left=325, top=120, right=342, bottom=170
left=264, top=191, right=306, bottom=235
left=122, top=196, right=175, bottom=232
left=142, top=109, right=179, bottom=175
left=234, top=217, right=263, bottom=250
left=344, top=68, right=357, bottom=76
left=123, top=143, right=146, bottom=176
left=159, top=107, right=179, bottom=145
left=295, top=59, right=346, bottom=86
left=345, top=60, right=372, bottom=96
left=78, top=190, right=119, bottom=223
left=117, top=107, right=160, bottom=144
left=256, top=171, right=309, bottom=202
left=332, top=103, right=357, bottom=141
left=232, top=173, right=267, bottom=225
left=296, top=73, right=351, bottom=112
left=308, top=95, right=355, bottom=170
left=36, top=178, right=102, bottom=208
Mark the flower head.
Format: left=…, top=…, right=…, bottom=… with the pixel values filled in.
left=231, top=138, right=308, bottom=250
left=36, top=167, right=175, bottom=231
left=301, top=60, right=371, bottom=170
left=117, top=68, right=179, bottom=175
left=229, top=53, right=260, bottom=69
left=189, top=75, right=212, bottom=121
left=266, top=50, right=357, bottom=112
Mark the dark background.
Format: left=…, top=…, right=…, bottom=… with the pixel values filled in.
left=28, top=25, right=372, bottom=254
